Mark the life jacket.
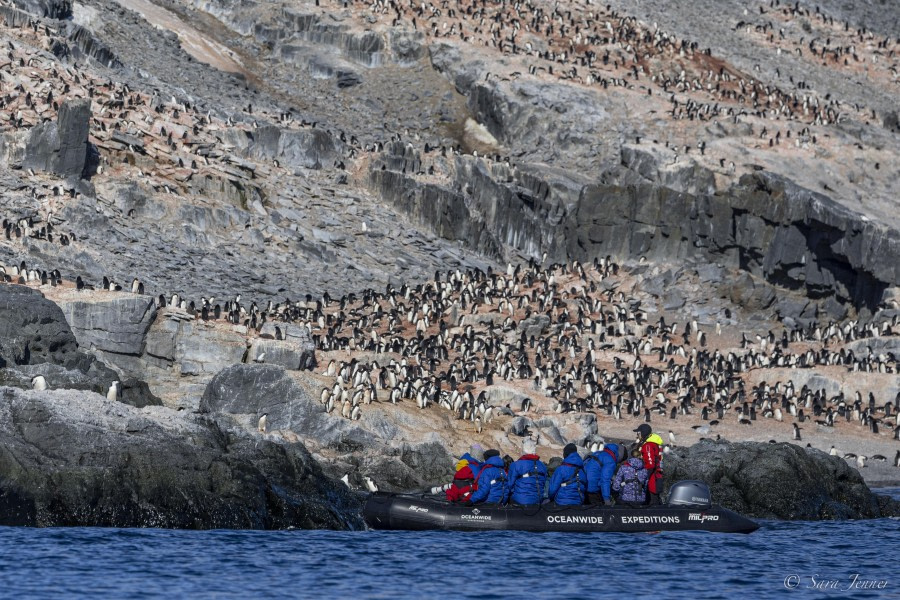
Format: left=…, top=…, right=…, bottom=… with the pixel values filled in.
left=606, top=447, right=623, bottom=463
left=559, top=462, right=585, bottom=490
left=622, top=465, right=644, bottom=487
left=475, top=463, right=507, bottom=488
left=446, top=481, right=474, bottom=502
left=641, top=435, right=664, bottom=493
left=520, top=459, right=541, bottom=480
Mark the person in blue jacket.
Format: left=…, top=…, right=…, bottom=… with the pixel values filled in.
left=469, top=449, right=507, bottom=505
left=505, top=438, right=547, bottom=505
left=583, top=442, right=621, bottom=505
left=548, top=443, right=586, bottom=505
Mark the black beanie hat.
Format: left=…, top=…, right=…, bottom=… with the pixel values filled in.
left=563, top=443, right=577, bottom=458
left=483, top=448, right=500, bottom=460
left=633, top=424, right=652, bottom=439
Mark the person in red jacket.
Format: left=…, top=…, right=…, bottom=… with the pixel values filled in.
left=634, top=424, right=663, bottom=505
left=445, top=465, right=475, bottom=503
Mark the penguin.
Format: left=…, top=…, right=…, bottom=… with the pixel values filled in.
left=340, top=473, right=351, bottom=488
left=829, top=446, right=837, bottom=456
left=106, top=381, right=119, bottom=402
left=31, top=375, right=47, bottom=391
left=364, top=476, right=378, bottom=493
left=792, top=423, right=802, bottom=441
left=258, top=413, right=268, bottom=433
left=668, top=430, right=676, bottom=445
left=856, top=455, right=867, bottom=469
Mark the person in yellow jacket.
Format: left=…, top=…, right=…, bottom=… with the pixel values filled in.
left=633, top=424, right=664, bottom=505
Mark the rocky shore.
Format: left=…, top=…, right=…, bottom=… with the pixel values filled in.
left=1, top=273, right=898, bottom=528
left=0, top=285, right=362, bottom=528
left=663, top=441, right=899, bottom=520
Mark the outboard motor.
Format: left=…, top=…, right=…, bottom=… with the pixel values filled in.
left=667, top=480, right=712, bottom=508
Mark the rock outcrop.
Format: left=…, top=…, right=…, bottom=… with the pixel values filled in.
left=0, top=286, right=360, bottom=530
left=247, top=125, right=343, bottom=170
left=0, top=285, right=77, bottom=368
left=35, top=294, right=317, bottom=410
left=0, top=284, right=142, bottom=398
left=201, top=364, right=457, bottom=491
left=58, top=294, right=156, bottom=356
left=663, top=440, right=900, bottom=520
left=23, top=99, right=92, bottom=179
left=0, top=387, right=363, bottom=529
left=9, top=0, right=71, bottom=20
left=369, top=141, right=899, bottom=310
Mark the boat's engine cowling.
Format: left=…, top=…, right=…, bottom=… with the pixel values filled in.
left=667, top=480, right=712, bottom=507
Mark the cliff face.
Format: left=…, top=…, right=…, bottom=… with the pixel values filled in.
left=369, top=141, right=898, bottom=311
left=572, top=168, right=898, bottom=310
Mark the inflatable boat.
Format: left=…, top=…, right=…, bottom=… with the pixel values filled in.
left=364, top=481, right=759, bottom=534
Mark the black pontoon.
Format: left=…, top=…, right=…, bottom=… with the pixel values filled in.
left=363, top=481, right=759, bottom=534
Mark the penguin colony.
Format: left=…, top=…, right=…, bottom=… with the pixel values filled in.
left=0, top=16, right=354, bottom=206
left=0, top=0, right=894, bottom=224
left=329, top=0, right=897, bottom=132
left=9, top=255, right=898, bottom=464
left=0, top=3, right=897, bottom=468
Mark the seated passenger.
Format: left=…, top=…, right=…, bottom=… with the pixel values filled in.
left=548, top=443, right=586, bottom=506
left=445, top=465, right=475, bottom=503
left=584, top=442, right=621, bottom=505
left=469, top=449, right=508, bottom=505
left=612, top=448, right=650, bottom=506
left=505, top=438, right=548, bottom=506
left=460, top=445, right=484, bottom=480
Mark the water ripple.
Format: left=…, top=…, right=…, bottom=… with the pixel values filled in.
left=0, top=489, right=897, bottom=599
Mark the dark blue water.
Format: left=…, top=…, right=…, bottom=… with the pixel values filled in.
left=1, top=491, right=898, bottom=599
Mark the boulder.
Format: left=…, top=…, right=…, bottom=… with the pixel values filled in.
left=23, top=99, right=91, bottom=179
left=0, top=387, right=363, bottom=529
left=663, top=440, right=900, bottom=520
left=116, top=378, right=163, bottom=408
left=518, top=314, right=550, bottom=338
left=0, top=285, right=78, bottom=368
